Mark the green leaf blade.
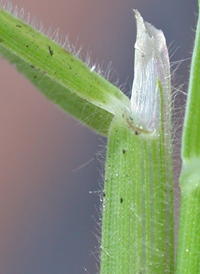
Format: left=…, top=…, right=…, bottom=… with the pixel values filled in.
left=0, top=8, right=129, bottom=135
left=176, top=2, right=200, bottom=272
left=181, top=2, right=200, bottom=160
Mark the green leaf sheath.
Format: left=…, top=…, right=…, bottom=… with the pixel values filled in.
left=176, top=1, right=200, bottom=273
left=100, top=112, right=174, bottom=273
left=0, top=8, right=130, bottom=135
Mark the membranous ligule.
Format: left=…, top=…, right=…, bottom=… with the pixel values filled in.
left=129, top=10, right=171, bottom=138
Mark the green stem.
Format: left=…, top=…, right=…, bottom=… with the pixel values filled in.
left=176, top=165, right=200, bottom=273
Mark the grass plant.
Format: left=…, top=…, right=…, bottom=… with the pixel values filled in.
left=0, top=1, right=200, bottom=273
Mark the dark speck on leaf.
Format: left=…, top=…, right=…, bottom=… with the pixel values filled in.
left=120, top=198, right=123, bottom=203
left=16, top=24, right=22, bottom=28
left=122, top=149, right=125, bottom=154
left=48, top=45, right=53, bottom=56
left=34, top=75, right=37, bottom=79
left=30, top=65, right=35, bottom=69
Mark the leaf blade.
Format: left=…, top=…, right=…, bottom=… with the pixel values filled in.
left=0, top=8, right=129, bottom=135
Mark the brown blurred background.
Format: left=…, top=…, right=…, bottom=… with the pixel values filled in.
left=0, top=0, right=198, bottom=273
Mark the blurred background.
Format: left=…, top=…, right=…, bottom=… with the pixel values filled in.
left=0, top=0, right=198, bottom=273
